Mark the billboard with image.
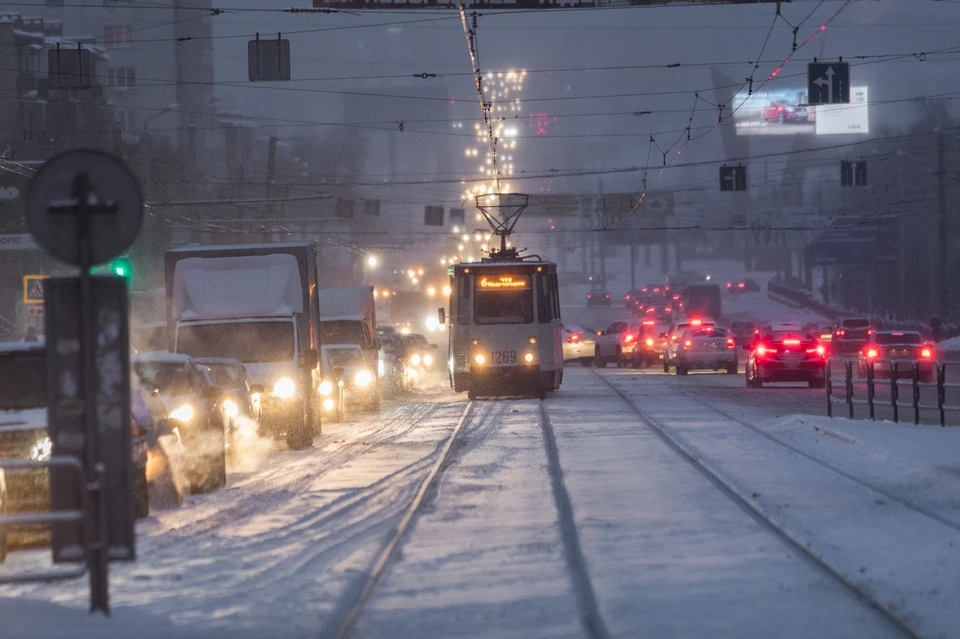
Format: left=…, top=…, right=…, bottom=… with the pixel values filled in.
left=733, top=86, right=869, bottom=136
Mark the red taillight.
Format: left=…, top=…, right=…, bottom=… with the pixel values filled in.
left=641, top=288, right=648, bottom=293
left=726, top=282, right=733, bottom=289
left=642, top=320, right=655, bottom=326
left=665, top=306, right=673, bottom=313
left=567, top=334, right=580, bottom=344
left=756, top=344, right=777, bottom=356
left=691, top=319, right=703, bottom=327
left=624, top=334, right=635, bottom=344
left=868, top=328, right=876, bottom=335
left=670, top=334, right=678, bottom=342
left=866, top=348, right=878, bottom=359
left=683, top=340, right=693, bottom=349
left=625, top=294, right=631, bottom=300
left=921, top=347, right=933, bottom=359
left=726, top=338, right=735, bottom=349
left=783, top=339, right=801, bottom=346
left=672, top=294, right=680, bottom=301
left=605, top=294, right=610, bottom=298
left=587, top=294, right=592, bottom=298
left=738, top=282, right=745, bottom=289
left=835, top=329, right=846, bottom=337
left=816, top=345, right=826, bottom=357
left=645, top=337, right=654, bottom=347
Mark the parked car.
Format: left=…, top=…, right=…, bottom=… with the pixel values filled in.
left=133, top=352, right=227, bottom=494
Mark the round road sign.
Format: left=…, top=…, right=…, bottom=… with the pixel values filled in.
left=25, top=150, right=143, bottom=266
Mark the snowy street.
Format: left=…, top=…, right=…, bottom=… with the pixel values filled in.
left=6, top=349, right=960, bottom=637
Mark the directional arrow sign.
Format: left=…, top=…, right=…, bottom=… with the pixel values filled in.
left=808, top=62, right=850, bottom=105
left=719, top=166, right=746, bottom=192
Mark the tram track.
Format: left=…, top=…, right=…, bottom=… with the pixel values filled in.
left=591, top=369, right=922, bottom=639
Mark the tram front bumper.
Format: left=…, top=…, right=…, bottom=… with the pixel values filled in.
left=457, top=365, right=551, bottom=395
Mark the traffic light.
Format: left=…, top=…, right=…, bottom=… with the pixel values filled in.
left=101, top=255, right=132, bottom=281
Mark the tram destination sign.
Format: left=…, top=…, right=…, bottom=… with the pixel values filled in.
left=313, top=0, right=783, bottom=9
left=477, top=275, right=530, bottom=290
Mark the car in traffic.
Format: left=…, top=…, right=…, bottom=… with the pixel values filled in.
left=194, top=358, right=263, bottom=457
left=623, top=290, right=645, bottom=309
left=728, top=320, right=757, bottom=345
left=594, top=321, right=642, bottom=368
left=586, top=284, right=612, bottom=307
left=321, top=344, right=380, bottom=412
left=725, top=279, right=762, bottom=293
left=832, top=317, right=875, bottom=356
left=133, top=352, right=227, bottom=493
left=857, top=331, right=936, bottom=382
left=802, top=322, right=836, bottom=355
left=400, top=333, right=438, bottom=377
left=377, top=337, right=406, bottom=398
left=744, top=328, right=826, bottom=388
left=637, top=319, right=669, bottom=368
left=662, top=318, right=716, bottom=372
left=675, top=326, right=738, bottom=375
left=562, top=324, right=597, bottom=366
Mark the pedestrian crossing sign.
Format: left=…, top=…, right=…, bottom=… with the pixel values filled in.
left=23, top=275, right=47, bottom=304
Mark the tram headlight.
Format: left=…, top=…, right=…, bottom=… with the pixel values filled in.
left=474, top=353, right=486, bottom=365
left=524, top=352, right=535, bottom=364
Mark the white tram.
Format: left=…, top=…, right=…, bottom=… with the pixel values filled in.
left=441, top=258, right=563, bottom=399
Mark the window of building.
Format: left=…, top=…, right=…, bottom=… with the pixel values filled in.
left=108, top=67, right=136, bottom=87
left=104, top=26, right=133, bottom=45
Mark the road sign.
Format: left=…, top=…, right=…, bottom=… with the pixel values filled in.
left=424, top=205, right=444, bottom=226
left=841, top=160, right=868, bottom=187
left=23, top=275, right=47, bottom=304
left=808, top=62, right=850, bottom=105
left=25, top=150, right=143, bottom=267
left=248, top=35, right=291, bottom=82
left=448, top=208, right=465, bottom=225
left=719, top=165, right=747, bottom=192
left=46, top=277, right=134, bottom=565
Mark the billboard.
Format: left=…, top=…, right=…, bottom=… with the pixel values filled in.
left=733, top=86, right=869, bottom=136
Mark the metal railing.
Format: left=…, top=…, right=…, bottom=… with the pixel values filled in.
left=0, top=454, right=93, bottom=583
left=826, top=358, right=960, bottom=426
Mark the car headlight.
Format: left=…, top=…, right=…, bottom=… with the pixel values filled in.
left=169, top=404, right=194, bottom=422
left=222, top=399, right=238, bottom=419
left=411, top=353, right=421, bottom=366
left=30, top=436, right=52, bottom=462
left=318, top=380, right=334, bottom=396
left=355, top=370, right=374, bottom=388
left=322, top=398, right=336, bottom=411
left=273, top=378, right=296, bottom=398
left=423, top=353, right=433, bottom=367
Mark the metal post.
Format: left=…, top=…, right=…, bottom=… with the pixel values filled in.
left=891, top=362, right=899, bottom=423
left=826, top=360, right=833, bottom=418
left=937, top=133, right=947, bottom=314
left=72, top=173, right=109, bottom=614
left=845, top=359, right=854, bottom=420
left=866, top=362, right=875, bottom=421
left=938, top=363, right=946, bottom=427
left=913, top=362, right=921, bottom=425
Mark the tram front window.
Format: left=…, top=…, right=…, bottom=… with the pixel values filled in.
left=474, top=274, right=534, bottom=325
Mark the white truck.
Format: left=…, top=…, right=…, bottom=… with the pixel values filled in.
left=165, top=243, right=321, bottom=450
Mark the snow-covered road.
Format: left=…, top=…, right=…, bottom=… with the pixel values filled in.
left=5, top=343, right=960, bottom=637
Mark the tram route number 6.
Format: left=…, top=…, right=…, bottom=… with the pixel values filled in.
left=493, top=350, right=517, bottom=365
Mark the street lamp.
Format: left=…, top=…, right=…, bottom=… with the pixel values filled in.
left=366, top=255, right=378, bottom=269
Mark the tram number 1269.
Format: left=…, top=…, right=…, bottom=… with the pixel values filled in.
left=493, top=350, right=517, bottom=365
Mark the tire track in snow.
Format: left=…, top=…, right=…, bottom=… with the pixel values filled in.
left=591, top=370, right=920, bottom=639
left=538, top=400, right=611, bottom=639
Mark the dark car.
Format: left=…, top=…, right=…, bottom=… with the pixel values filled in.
left=726, top=279, right=762, bottom=294
left=378, top=337, right=406, bottom=398
left=623, top=290, right=645, bottom=309
left=586, top=285, right=612, bottom=307
left=857, top=331, right=936, bottom=383
left=194, top=358, right=263, bottom=457
left=832, top=317, right=875, bottom=356
left=744, top=329, right=826, bottom=388
left=133, top=353, right=227, bottom=494
left=728, top=320, right=757, bottom=344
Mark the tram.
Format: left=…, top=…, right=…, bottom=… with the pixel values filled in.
left=439, top=195, right=563, bottom=399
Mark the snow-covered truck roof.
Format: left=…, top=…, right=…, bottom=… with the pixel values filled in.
left=319, top=286, right=374, bottom=322
left=172, top=254, right=304, bottom=321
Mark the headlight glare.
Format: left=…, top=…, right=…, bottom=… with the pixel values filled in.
left=318, top=380, right=334, bottom=396
left=30, top=436, right=52, bottom=462
left=423, top=353, right=433, bottom=367
left=169, top=404, right=194, bottom=422
left=355, top=370, right=374, bottom=387
left=273, top=378, right=296, bottom=398
left=322, top=398, right=336, bottom=411
left=411, top=353, right=421, bottom=366
left=222, top=399, right=238, bottom=418
left=474, top=353, right=485, bottom=365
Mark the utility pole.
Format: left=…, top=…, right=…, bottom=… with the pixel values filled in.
left=263, top=136, right=278, bottom=243
left=937, top=133, right=947, bottom=315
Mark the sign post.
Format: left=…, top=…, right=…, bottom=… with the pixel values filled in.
left=25, top=150, right=143, bottom=614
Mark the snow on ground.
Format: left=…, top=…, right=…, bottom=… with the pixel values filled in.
left=601, top=368, right=960, bottom=638
left=0, top=398, right=467, bottom=639
left=548, top=370, right=900, bottom=638
left=350, top=399, right=582, bottom=639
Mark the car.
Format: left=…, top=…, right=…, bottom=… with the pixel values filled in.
left=858, top=331, right=936, bottom=383
left=832, top=317, right=875, bottom=356
left=643, top=304, right=675, bottom=323
left=377, top=325, right=397, bottom=336
left=594, top=321, right=643, bottom=368
left=662, top=318, right=717, bottom=371
left=562, top=324, right=597, bottom=366
left=675, top=326, right=738, bottom=375
left=322, top=344, right=380, bottom=412
left=762, top=100, right=809, bottom=124
left=412, top=333, right=439, bottom=371
left=133, top=352, right=227, bottom=494
left=726, top=279, right=762, bottom=294
left=586, top=284, right=612, bottom=307
left=194, top=358, right=263, bottom=457
left=623, top=290, right=645, bottom=309
left=744, top=328, right=826, bottom=388
left=728, top=320, right=758, bottom=344
left=400, top=333, right=438, bottom=376
left=803, top=322, right=836, bottom=355
left=637, top=319, right=669, bottom=368
left=377, top=338, right=406, bottom=398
